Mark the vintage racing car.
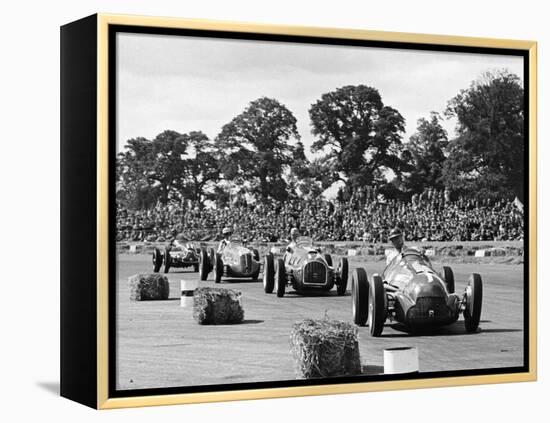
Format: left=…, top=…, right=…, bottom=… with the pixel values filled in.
left=152, top=239, right=200, bottom=274
left=351, top=247, right=483, bottom=336
left=199, top=236, right=261, bottom=283
left=263, top=236, right=348, bottom=297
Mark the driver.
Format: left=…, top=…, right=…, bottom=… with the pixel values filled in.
left=217, top=227, right=232, bottom=253
left=389, top=227, right=406, bottom=252
left=287, top=227, right=300, bottom=253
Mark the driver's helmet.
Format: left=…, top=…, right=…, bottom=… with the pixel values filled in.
left=388, top=227, right=403, bottom=240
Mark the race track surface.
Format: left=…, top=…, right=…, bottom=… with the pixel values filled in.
left=115, top=255, right=524, bottom=390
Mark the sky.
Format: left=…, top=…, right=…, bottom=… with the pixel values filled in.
left=116, top=32, right=524, bottom=157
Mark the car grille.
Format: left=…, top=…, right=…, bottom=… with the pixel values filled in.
left=240, top=253, right=252, bottom=273
left=406, top=297, right=451, bottom=324
left=303, top=261, right=327, bottom=285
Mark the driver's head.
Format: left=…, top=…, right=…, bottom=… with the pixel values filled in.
left=222, top=227, right=232, bottom=239
left=290, top=227, right=300, bottom=241
left=388, top=227, right=404, bottom=251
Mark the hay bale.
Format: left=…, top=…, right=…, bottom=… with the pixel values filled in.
left=290, top=319, right=361, bottom=379
left=193, top=287, right=244, bottom=325
left=128, top=274, right=170, bottom=301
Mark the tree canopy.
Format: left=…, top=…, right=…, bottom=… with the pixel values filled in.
left=215, top=97, right=302, bottom=202
left=308, top=85, right=406, bottom=190
left=443, top=70, right=524, bottom=200
left=403, top=112, right=448, bottom=194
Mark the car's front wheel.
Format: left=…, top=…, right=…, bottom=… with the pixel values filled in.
left=275, top=258, right=286, bottom=297
left=443, top=266, right=455, bottom=294
left=152, top=248, right=162, bottom=273
left=336, top=257, right=349, bottom=295
left=351, top=268, right=369, bottom=326
left=368, top=274, right=386, bottom=337
left=199, top=248, right=209, bottom=281
left=464, top=273, right=483, bottom=333
left=263, top=254, right=275, bottom=293
left=214, top=253, right=223, bottom=284
left=163, top=248, right=171, bottom=273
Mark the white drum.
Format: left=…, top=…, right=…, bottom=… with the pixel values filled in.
left=383, top=346, right=419, bottom=374
left=180, top=279, right=199, bottom=308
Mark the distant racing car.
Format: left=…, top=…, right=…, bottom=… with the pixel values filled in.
left=152, top=239, right=200, bottom=274
left=199, top=236, right=261, bottom=283
left=263, top=236, right=348, bottom=297
left=351, top=247, right=482, bottom=336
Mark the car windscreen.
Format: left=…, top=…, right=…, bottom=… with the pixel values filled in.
left=296, top=236, right=314, bottom=247
left=402, top=251, right=432, bottom=273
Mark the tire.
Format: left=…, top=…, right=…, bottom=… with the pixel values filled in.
left=163, top=248, right=171, bottom=273
left=214, top=253, right=223, bottom=284
left=336, top=257, right=349, bottom=295
left=199, top=248, right=209, bottom=281
left=323, top=254, right=333, bottom=267
left=352, top=268, right=369, bottom=326
left=263, top=254, right=275, bottom=293
left=464, top=273, right=483, bottom=333
left=443, top=266, right=455, bottom=294
left=152, top=248, right=162, bottom=273
left=368, top=274, right=386, bottom=337
left=275, top=258, right=286, bottom=297
left=208, top=248, right=215, bottom=271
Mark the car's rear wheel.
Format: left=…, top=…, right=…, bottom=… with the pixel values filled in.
left=263, top=254, right=275, bottom=293
left=275, top=258, right=286, bottom=297
left=323, top=254, right=332, bottom=267
left=336, top=257, right=349, bottom=295
left=464, top=273, right=483, bottom=333
left=214, top=253, right=223, bottom=284
left=163, top=248, right=171, bottom=273
left=152, top=248, right=162, bottom=273
left=351, top=268, right=369, bottom=326
left=368, top=274, right=386, bottom=337
left=199, top=248, right=209, bottom=281
left=443, top=266, right=455, bottom=294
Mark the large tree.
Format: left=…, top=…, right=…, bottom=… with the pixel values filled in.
left=443, top=70, right=524, bottom=200
left=215, top=97, right=302, bottom=202
left=117, top=130, right=219, bottom=209
left=403, top=112, right=448, bottom=194
left=309, top=85, right=406, bottom=191
left=179, top=131, right=220, bottom=204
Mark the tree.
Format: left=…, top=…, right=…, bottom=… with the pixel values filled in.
left=215, top=97, right=302, bottom=202
left=116, top=137, right=158, bottom=209
left=443, top=70, right=524, bottom=200
left=117, top=130, right=220, bottom=209
left=179, top=131, right=220, bottom=204
left=149, top=130, right=188, bottom=204
left=309, top=85, right=406, bottom=191
left=403, top=112, right=448, bottom=194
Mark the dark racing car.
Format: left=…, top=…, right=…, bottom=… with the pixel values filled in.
left=152, top=239, right=200, bottom=274
left=263, top=236, right=348, bottom=297
left=198, top=236, right=261, bottom=283
left=351, top=247, right=483, bottom=336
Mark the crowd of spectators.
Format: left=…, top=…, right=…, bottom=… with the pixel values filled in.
left=116, top=187, right=524, bottom=243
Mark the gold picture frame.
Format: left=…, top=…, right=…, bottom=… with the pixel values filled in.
left=61, top=13, right=537, bottom=409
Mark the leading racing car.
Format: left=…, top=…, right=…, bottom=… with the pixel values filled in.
left=152, top=239, right=200, bottom=274
left=263, top=236, right=348, bottom=297
left=351, top=247, right=483, bottom=336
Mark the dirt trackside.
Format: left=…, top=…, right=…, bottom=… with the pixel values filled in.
left=117, top=240, right=523, bottom=265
